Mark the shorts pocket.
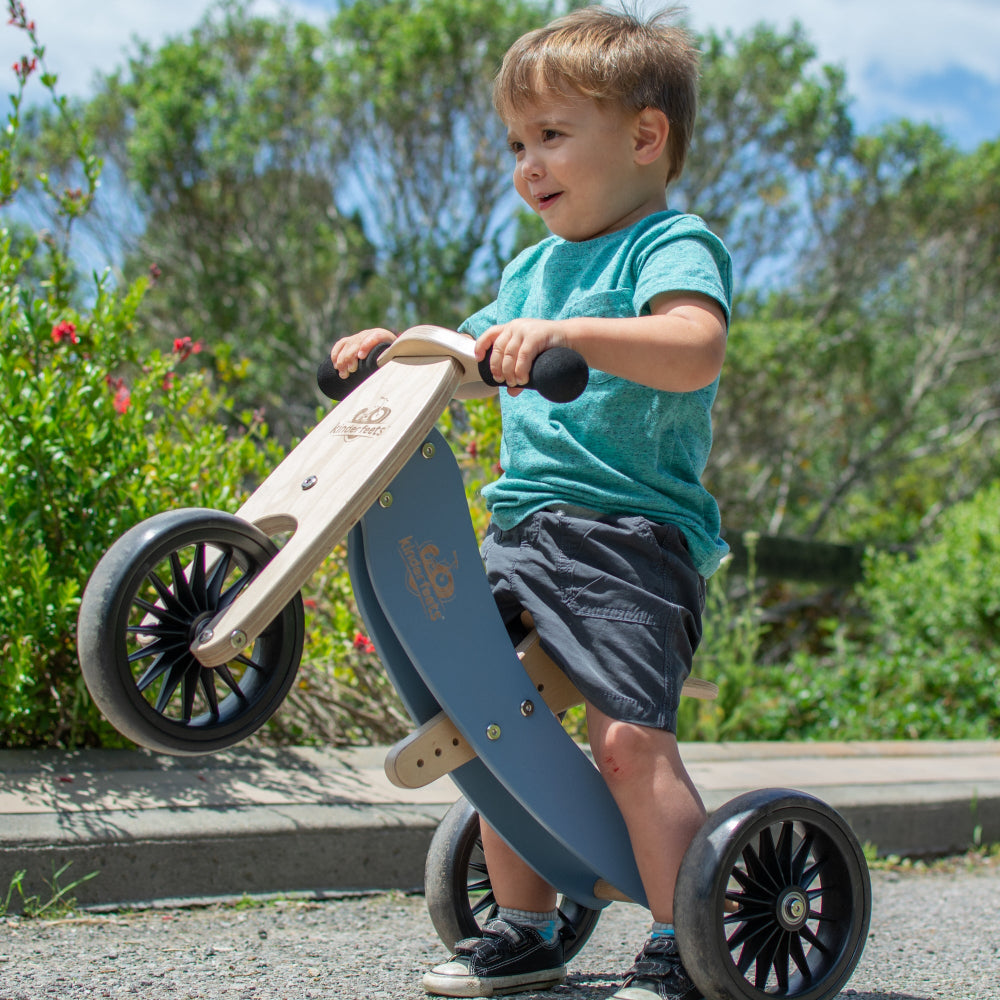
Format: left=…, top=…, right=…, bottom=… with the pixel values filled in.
left=554, top=516, right=668, bottom=626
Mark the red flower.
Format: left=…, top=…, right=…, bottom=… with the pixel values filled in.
left=51, top=320, right=78, bottom=345
left=7, top=2, right=34, bottom=30
left=12, top=55, right=36, bottom=82
left=161, top=372, right=176, bottom=391
left=353, top=632, right=376, bottom=654
left=173, top=336, right=204, bottom=362
left=113, top=384, right=131, bottom=415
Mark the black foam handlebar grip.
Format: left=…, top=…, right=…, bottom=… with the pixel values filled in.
left=317, top=342, right=391, bottom=401
left=318, top=341, right=589, bottom=403
left=478, top=346, right=589, bottom=403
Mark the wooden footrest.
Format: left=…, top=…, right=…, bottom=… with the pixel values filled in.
left=383, top=631, right=717, bottom=789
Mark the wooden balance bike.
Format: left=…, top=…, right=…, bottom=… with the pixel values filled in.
left=77, top=326, right=871, bottom=1000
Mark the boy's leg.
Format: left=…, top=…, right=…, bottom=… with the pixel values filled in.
left=422, top=819, right=565, bottom=996
left=586, top=702, right=704, bottom=921
left=586, top=702, right=706, bottom=1000
left=479, top=820, right=558, bottom=912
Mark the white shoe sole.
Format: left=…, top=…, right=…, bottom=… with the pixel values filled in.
left=422, top=963, right=567, bottom=997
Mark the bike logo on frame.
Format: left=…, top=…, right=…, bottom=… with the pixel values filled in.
left=331, top=401, right=392, bottom=441
left=399, top=536, right=457, bottom=621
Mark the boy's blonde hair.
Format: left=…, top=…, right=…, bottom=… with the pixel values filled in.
left=493, top=5, right=699, bottom=184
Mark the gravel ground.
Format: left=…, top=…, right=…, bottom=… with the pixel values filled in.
left=1, top=863, right=998, bottom=1000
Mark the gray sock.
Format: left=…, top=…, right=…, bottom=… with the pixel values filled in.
left=497, top=906, right=559, bottom=944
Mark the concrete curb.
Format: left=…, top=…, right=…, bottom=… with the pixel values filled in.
left=2, top=741, right=997, bottom=909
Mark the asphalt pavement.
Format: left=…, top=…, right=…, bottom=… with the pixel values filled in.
left=1, top=739, right=998, bottom=909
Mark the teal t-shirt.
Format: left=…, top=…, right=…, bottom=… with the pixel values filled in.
left=460, top=210, right=733, bottom=578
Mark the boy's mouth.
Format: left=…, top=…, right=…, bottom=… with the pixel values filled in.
left=537, top=191, right=562, bottom=210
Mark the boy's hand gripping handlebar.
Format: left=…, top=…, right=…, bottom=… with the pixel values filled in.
left=318, top=327, right=589, bottom=403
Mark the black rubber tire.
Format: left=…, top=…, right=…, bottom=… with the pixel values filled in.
left=674, top=788, right=872, bottom=1000
left=77, top=508, right=304, bottom=755
left=424, top=796, right=602, bottom=961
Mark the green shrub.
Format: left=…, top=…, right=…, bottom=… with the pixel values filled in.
left=0, top=8, right=410, bottom=750
left=0, top=9, right=277, bottom=747
left=695, top=484, right=1000, bottom=742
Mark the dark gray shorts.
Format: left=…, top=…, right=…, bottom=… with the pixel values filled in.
left=481, top=509, right=706, bottom=733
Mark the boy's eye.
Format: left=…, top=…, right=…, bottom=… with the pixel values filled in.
left=542, top=129, right=561, bottom=141
left=508, top=140, right=525, bottom=155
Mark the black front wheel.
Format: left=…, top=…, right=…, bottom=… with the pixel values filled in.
left=674, top=788, right=871, bottom=1000
left=424, top=797, right=602, bottom=961
left=78, top=508, right=304, bottom=755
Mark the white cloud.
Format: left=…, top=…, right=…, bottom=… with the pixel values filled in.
left=0, top=0, right=309, bottom=96
left=684, top=0, right=1000, bottom=83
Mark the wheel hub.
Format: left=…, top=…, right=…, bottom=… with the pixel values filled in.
left=776, top=887, right=809, bottom=931
left=188, top=610, right=217, bottom=649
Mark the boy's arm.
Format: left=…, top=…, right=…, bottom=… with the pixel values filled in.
left=475, top=291, right=726, bottom=395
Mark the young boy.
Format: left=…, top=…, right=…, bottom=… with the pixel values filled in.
left=332, top=7, right=731, bottom=999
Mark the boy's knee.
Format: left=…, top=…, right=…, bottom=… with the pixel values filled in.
left=594, top=719, right=671, bottom=785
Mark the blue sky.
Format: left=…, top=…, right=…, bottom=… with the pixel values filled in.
left=2, top=0, right=998, bottom=149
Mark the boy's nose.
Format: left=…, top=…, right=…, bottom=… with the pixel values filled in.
left=519, top=154, right=544, bottom=180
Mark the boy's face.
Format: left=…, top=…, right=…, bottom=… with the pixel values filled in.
left=504, top=88, right=667, bottom=242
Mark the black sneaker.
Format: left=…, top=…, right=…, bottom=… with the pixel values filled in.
left=422, top=917, right=567, bottom=997
left=612, top=935, right=702, bottom=1000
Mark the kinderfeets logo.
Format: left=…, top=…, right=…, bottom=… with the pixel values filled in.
left=399, top=536, right=458, bottom=621
left=331, top=401, right=392, bottom=441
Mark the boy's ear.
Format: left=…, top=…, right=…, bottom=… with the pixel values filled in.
left=633, top=108, right=669, bottom=166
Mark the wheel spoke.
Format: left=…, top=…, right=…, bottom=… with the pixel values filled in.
left=190, top=543, right=208, bottom=606
left=147, top=569, right=189, bottom=620
left=126, top=621, right=173, bottom=637
left=800, top=923, right=830, bottom=953
left=169, top=551, right=197, bottom=614
left=181, top=670, right=198, bottom=723
left=734, top=917, right=779, bottom=974
left=791, top=829, right=815, bottom=883
left=217, top=574, right=252, bottom=611
left=135, top=653, right=173, bottom=692
left=754, top=929, right=780, bottom=989
left=215, top=663, right=249, bottom=702
left=775, top=820, right=795, bottom=881
left=234, top=652, right=264, bottom=672
left=134, top=596, right=189, bottom=629
left=735, top=853, right=777, bottom=900
left=466, top=877, right=492, bottom=895
left=799, top=852, right=829, bottom=892
left=471, top=890, right=496, bottom=918
left=729, top=910, right=775, bottom=951
left=753, top=826, right=784, bottom=893
left=789, top=930, right=812, bottom=981
left=200, top=670, right=221, bottom=718
left=206, top=547, right=233, bottom=606
left=773, top=931, right=791, bottom=993
left=155, top=659, right=189, bottom=713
